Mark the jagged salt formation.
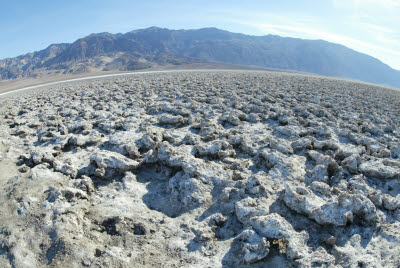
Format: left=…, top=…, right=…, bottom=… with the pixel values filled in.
left=0, top=71, right=399, bottom=267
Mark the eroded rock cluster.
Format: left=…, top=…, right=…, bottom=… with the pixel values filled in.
left=0, top=71, right=400, bottom=267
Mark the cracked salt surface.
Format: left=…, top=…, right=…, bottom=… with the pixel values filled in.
left=0, top=71, right=399, bottom=267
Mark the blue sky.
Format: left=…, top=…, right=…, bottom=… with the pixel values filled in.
left=1, top=0, right=399, bottom=69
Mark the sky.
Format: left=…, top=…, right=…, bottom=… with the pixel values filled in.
left=1, top=0, right=399, bottom=70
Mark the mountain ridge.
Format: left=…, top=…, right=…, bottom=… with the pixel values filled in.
left=1, top=26, right=399, bottom=88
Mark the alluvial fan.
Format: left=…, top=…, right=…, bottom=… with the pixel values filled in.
left=0, top=71, right=399, bottom=267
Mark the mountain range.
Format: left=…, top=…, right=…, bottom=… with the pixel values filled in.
left=1, top=27, right=399, bottom=88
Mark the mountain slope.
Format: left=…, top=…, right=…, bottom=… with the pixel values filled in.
left=1, top=27, right=399, bottom=88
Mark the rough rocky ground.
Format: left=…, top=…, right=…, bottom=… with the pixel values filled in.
left=0, top=71, right=399, bottom=267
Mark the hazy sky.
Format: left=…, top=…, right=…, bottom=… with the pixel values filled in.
left=1, top=0, right=399, bottom=69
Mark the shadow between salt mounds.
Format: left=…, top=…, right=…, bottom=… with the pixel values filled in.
left=136, top=164, right=188, bottom=218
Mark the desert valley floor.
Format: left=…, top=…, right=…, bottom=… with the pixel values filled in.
left=0, top=71, right=399, bottom=267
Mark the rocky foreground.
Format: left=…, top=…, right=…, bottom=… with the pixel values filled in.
left=0, top=71, right=399, bottom=267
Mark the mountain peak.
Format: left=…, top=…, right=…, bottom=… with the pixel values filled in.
left=129, top=26, right=169, bottom=34
left=87, top=32, right=114, bottom=38
left=0, top=27, right=399, bottom=88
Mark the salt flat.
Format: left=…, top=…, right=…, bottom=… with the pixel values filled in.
left=0, top=71, right=399, bottom=267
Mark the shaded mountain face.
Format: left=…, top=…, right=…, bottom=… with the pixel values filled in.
left=1, top=27, right=399, bottom=88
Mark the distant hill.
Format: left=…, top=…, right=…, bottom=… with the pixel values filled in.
left=1, top=27, right=399, bottom=88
